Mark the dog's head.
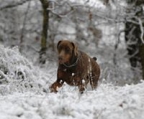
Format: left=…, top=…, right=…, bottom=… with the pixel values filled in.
left=57, top=40, right=78, bottom=64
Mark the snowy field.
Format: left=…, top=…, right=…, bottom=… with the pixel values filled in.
left=0, top=44, right=144, bottom=119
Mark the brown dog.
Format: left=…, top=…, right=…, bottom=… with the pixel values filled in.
left=50, top=40, right=100, bottom=93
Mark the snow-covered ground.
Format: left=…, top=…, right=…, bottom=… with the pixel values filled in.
left=0, top=43, right=144, bottom=119
left=1, top=82, right=144, bottom=119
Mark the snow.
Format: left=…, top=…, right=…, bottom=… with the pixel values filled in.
left=0, top=83, right=144, bottom=119
left=69, top=0, right=106, bottom=9
left=0, top=45, right=144, bottom=119
left=0, top=45, right=51, bottom=94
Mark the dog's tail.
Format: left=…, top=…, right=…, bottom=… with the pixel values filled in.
left=93, top=57, right=97, bottom=61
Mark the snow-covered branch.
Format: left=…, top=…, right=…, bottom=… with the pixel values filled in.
left=138, top=18, right=144, bottom=44
left=0, top=0, right=29, bottom=10
left=0, top=70, right=9, bottom=82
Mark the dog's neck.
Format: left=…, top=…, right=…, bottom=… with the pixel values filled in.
left=61, top=53, right=79, bottom=68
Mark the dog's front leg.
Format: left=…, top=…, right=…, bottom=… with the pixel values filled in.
left=78, top=81, right=85, bottom=94
left=49, top=79, right=64, bottom=93
left=78, top=85, right=85, bottom=94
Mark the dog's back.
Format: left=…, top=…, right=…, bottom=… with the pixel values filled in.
left=78, top=51, right=100, bottom=89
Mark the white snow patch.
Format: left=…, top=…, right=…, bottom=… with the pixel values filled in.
left=72, top=73, right=75, bottom=76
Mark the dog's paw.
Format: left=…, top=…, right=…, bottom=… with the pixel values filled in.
left=49, top=86, right=58, bottom=93
left=79, top=86, right=85, bottom=94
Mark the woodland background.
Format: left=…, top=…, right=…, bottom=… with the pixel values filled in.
left=0, top=0, right=144, bottom=84
left=0, top=0, right=144, bottom=119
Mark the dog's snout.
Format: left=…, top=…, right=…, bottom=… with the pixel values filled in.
left=58, top=56, right=64, bottom=64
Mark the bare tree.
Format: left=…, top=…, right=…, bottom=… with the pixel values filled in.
left=39, top=0, right=49, bottom=64
left=125, top=0, right=144, bottom=79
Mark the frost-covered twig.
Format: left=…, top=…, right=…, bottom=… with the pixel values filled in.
left=0, top=70, right=9, bottom=82
left=127, top=16, right=144, bottom=44
left=138, top=18, right=144, bottom=44
left=51, top=9, right=74, bottom=18
left=0, top=0, right=29, bottom=10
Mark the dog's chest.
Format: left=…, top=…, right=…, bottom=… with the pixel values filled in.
left=60, top=67, right=82, bottom=85
left=62, top=67, right=78, bottom=78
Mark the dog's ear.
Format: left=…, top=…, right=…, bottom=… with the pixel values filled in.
left=71, top=42, right=78, bottom=56
left=57, top=40, right=62, bottom=49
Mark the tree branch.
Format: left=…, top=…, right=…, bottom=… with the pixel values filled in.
left=138, top=17, right=144, bottom=43
left=0, top=0, right=29, bottom=10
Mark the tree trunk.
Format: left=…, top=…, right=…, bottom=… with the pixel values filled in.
left=39, top=0, right=49, bottom=64
left=139, top=44, right=144, bottom=79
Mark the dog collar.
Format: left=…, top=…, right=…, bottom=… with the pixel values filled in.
left=62, top=54, right=79, bottom=68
